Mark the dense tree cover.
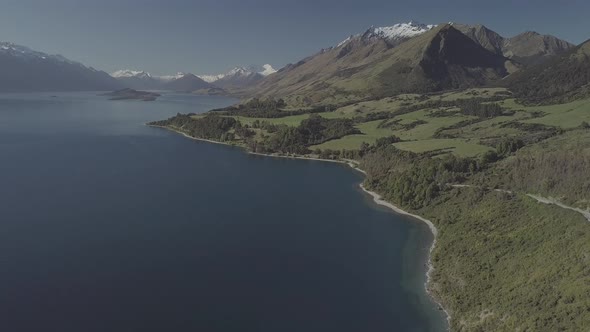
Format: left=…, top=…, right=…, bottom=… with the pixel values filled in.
left=151, top=112, right=359, bottom=155
left=488, top=133, right=590, bottom=206
left=210, top=97, right=340, bottom=118
left=360, top=142, right=482, bottom=209
left=425, top=188, right=590, bottom=331
left=358, top=131, right=590, bottom=331
left=250, top=120, right=283, bottom=133
left=508, top=42, right=590, bottom=104
left=495, top=138, right=525, bottom=157
left=249, top=115, right=360, bottom=154
left=148, top=113, right=236, bottom=141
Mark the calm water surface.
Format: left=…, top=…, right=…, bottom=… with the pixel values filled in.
left=0, top=92, right=446, bottom=331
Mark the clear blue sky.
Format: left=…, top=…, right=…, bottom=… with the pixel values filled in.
left=1, top=0, right=588, bottom=75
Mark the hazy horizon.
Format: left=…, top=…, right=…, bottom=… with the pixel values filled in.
left=1, top=0, right=589, bottom=75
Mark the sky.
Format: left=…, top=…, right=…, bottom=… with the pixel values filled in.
left=1, top=0, right=589, bottom=75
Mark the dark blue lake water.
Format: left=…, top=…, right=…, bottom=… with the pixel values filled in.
left=0, top=92, right=446, bottom=331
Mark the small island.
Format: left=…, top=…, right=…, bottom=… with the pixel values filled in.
left=101, top=88, right=161, bottom=101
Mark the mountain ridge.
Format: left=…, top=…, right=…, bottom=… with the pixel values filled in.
left=0, top=41, right=121, bottom=92
left=248, top=24, right=515, bottom=105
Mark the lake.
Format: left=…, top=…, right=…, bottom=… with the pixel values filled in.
left=0, top=92, right=446, bottom=331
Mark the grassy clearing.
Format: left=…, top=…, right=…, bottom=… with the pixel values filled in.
left=309, top=134, right=375, bottom=150
left=310, top=109, right=480, bottom=151
left=439, top=112, right=530, bottom=140
left=501, top=97, right=590, bottom=128
left=437, top=88, right=509, bottom=101
left=395, top=109, right=475, bottom=140
left=393, top=139, right=491, bottom=157
left=232, top=115, right=310, bottom=127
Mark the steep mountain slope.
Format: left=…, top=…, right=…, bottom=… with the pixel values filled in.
left=503, top=31, right=574, bottom=65
left=0, top=42, right=121, bottom=92
left=454, top=24, right=574, bottom=65
left=252, top=24, right=514, bottom=105
left=508, top=40, right=590, bottom=104
left=163, top=73, right=213, bottom=92
left=452, top=24, right=505, bottom=54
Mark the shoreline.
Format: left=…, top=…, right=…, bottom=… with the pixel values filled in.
left=359, top=184, right=451, bottom=328
left=148, top=124, right=363, bottom=170
left=149, top=123, right=451, bottom=328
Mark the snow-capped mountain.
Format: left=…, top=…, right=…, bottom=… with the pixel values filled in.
left=110, top=64, right=277, bottom=92
left=157, top=72, right=187, bottom=82
left=110, top=69, right=164, bottom=90
left=111, top=69, right=187, bottom=82
left=110, top=69, right=214, bottom=92
left=0, top=42, right=83, bottom=66
left=0, top=41, right=121, bottom=92
left=337, top=21, right=436, bottom=47
left=111, top=69, right=152, bottom=79
left=198, top=64, right=277, bottom=83
left=197, top=73, right=223, bottom=83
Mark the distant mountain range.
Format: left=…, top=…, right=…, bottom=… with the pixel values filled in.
left=0, top=40, right=277, bottom=93
left=110, top=64, right=277, bottom=93
left=0, top=42, right=121, bottom=92
left=0, top=22, right=583, bottom=100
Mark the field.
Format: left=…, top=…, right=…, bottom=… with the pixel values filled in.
left=195, top=91, right=590, bottom=159
left=501, top=98, right=590, bottom=128
left=393, top=139, right=491, bottom=157
left=313, top=93, right=590, bottom=156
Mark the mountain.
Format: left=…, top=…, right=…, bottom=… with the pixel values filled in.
left=503, top=31, right=574, bottom=65
left=163, top=73, right=213, bottom=92
left=454, top=24, right=574, bottom=65
left=250, top=23, right=514, bottom=105
left=508, top=39, right=590, bottom=104
left=111, top=69, right=164, bottom=90
left=111, top=70, right=217, bottom=92
left=451, top=24, right=505, bottom=54
left=0, top=42, right=121, bottom=92
left=337, top=21, right=436, bottom=48
left=198, top=64, right=277, bottom=90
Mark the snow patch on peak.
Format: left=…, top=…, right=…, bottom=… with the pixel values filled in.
left=366, top=21, right=436, bottom=40
left=0, top=41, right=80, bottom=65
left=157, top=72, right=187, bottom=82
left=337, top=36, right=355, bottom=48
left=111, top=69, right=152, bottom=79
left=227, top=66, right=250, bottom=76
left=337, top=21, right=436, bottom=48
left=198, top=64, right=276, bottom=82
left=198, top=73, right=225, bottom=83
left=259, top=64, right=277, bottom=76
